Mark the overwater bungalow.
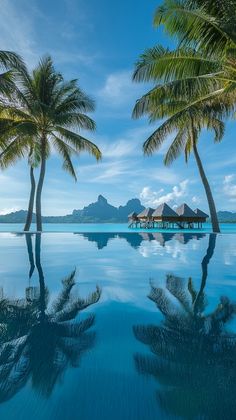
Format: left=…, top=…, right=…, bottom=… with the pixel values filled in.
left=135, top=208, right=155, bottom=228
left=176, top=203, right=207, bottom=228
left=152, top=203, right=178, bottom=228
left=128, top=212, right=138, bottom=222
left=129, top=202, right=209, bottom=230
left=194, top=208, right=209, bottom=225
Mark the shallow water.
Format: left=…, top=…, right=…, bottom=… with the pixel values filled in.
left=0, top=232, right=235, bottom=419
left=0, top=221, right=236, bottom=233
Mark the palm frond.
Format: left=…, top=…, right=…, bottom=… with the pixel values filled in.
left=164, top=129, right=188, bottom=165
left=133, top=46, right=221, bottom=83
left=154, top=0, right=234, bottom=54
left=55, top=126, right=102, bottom=160
left=52, top=136, right=78, bottom=180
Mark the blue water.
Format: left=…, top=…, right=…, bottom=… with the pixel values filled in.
left=0, top=232, right=236, bottom=419
left=0, top=222, right=236, bottom=233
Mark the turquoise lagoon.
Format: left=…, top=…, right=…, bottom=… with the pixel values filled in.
left=0, top=231, right=235, bottom=419
left=0, top=222, right=236, bottom=232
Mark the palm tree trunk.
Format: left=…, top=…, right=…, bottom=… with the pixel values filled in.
left=36, top=137, right=46, bottom=232
left=192, top=141, right=220, bottom=233
left=24, top=166, right=36, bottom=231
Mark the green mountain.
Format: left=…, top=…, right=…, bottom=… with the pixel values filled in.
left=0, top=195, right=145, bottom=223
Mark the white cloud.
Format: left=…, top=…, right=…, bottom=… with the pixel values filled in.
left=0, top=207, right=20, bottom=215
left=140, top=180, right=189, bottom=207
left=95, top=126, right=155, bottom=159
left=98, top=70, right=133, bottom=105
left=98, top=70, right=147, bottom=109
left=192, top=195, right=201, bottom=205
left=223, top=174, right=236, bottom=201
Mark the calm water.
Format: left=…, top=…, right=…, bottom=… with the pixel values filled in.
left=0, top=222, right=236, bottom=233
left=0, top=232, right=235, bottom=419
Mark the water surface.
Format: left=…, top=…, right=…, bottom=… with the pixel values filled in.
left=0, top=232, right=235, bottom=419
left=0, top=222, right=236, bottom=233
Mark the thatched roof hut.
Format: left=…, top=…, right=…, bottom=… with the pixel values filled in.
left=194, top=208, right=209, bottom=221
left=137, top=207, right=154, bottom=220
left=152, top=203, right=178, bottom=221
left=128, top=211, right=138, bottom=220
left=176, top=203, right=197, bottom=219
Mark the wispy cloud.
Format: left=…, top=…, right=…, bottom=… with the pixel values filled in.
left=223, top=174, right=236, bottom=202
left=0, top=0, right=39, bottom=68
left=191, top=195, right=201, bottom=205
left=93, top=125, right=159, bottom=159
left=98, top=70, right=135, bottom=105
left=97, top=70, right=148, bottom=109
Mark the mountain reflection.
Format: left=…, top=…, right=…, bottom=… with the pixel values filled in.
left=76, top=232, right=206, bottom=250
left=0, top=234, right=101, bottom=402
left=133, top=234, right=236, bottom=419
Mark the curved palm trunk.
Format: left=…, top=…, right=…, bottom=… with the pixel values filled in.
left=24, top=166, right=36, bottom=231
left=192, top=141, right=220, bottom=233
left=36, top=138, right=46, bottom=232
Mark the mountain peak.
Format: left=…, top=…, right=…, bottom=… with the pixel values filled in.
left=97, top=195, right=107, bottom=204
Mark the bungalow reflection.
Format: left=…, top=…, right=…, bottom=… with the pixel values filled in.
left=0, top=234, right=101, bottom=402
left=75, top=232, right=206, bottom=250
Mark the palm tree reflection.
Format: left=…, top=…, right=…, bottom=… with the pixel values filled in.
left=133, top=234, right=236, bottom=419
left=0, top=234, right=101, bottom=401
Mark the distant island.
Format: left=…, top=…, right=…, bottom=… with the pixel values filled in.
left=0, top=195, right=145, bottom=223
left=0, top=195, right=235, bottom=223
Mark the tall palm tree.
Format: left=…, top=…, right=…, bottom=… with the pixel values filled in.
left=0, top=233, right=101, bottom=401
left=133, top=98, right=224, bottom=232
left=133, top=234, right=236, bottom=418
left=0, top=56, right=102, bottom=231
left=132, top=0, right=236, bottom=233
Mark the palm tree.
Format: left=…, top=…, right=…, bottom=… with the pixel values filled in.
left=0, top=56, right=102, bottom=231
left=133, top=234, right=236, bottom=418
left=134, top=0, right=236, bottom=117
left=133, top=97, right=223, bottom=232
left=0, top=233, right=101, bottom=401
left=132, top=0, right=236, bottom=233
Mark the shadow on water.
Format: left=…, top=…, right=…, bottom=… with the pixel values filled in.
left=75, top=231, right=206, bottom=250
left=133, top=234, right=236, bottom=419
left=0, top=233, right=101, bottom=402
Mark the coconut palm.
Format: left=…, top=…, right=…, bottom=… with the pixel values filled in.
left=133, top=97, right=223, bottom=231
left=132, top=0, right=236, bottom=233
left=133, top=0, right=236, bottom=118
left=0, top=233, right=101, bottom=401
left=133, top=234, right=236, bottom=418
left=0, top=55, right=102, bottom=231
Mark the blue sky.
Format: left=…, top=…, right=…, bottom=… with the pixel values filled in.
left=0, top=0, right=235, bottom=215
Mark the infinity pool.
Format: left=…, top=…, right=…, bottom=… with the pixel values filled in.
left=0, top=232, right=235, bottom=419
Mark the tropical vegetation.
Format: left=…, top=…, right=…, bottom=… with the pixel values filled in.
left=0, top=51, right=25, bottom=95
left=132, top=0, right=236, bottom=233
left=0, top=55, right=101, bottom=231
